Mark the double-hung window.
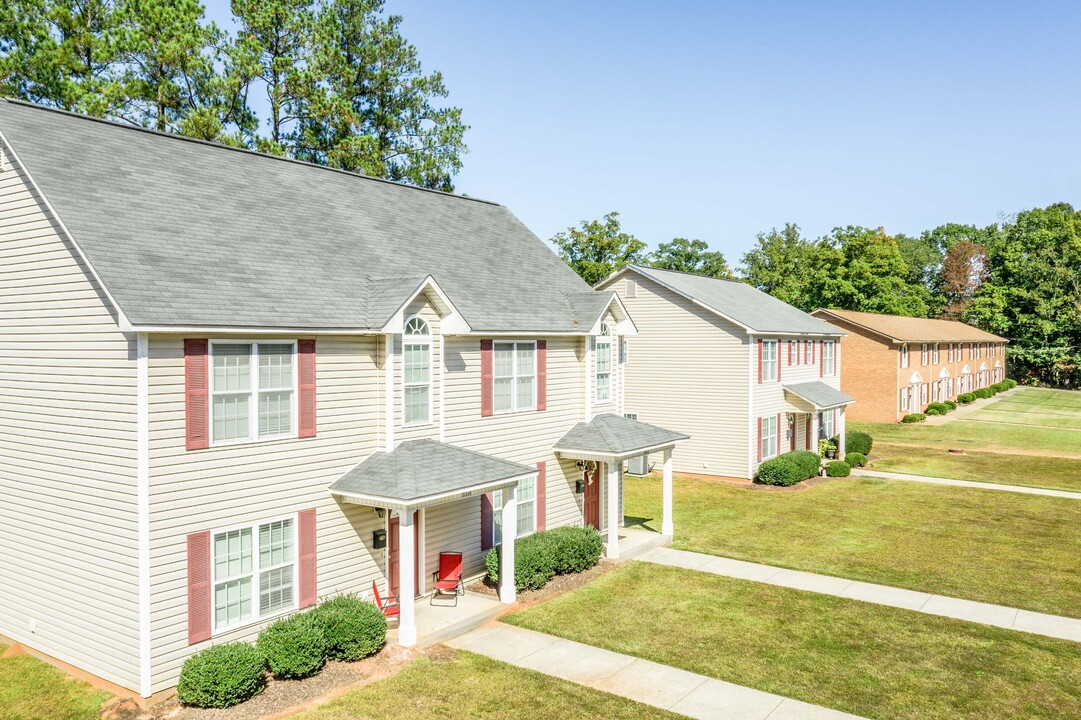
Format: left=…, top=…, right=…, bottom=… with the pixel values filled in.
left=933, top=343, right=940, bottom=364
left=492, top=478, right=536, bottom=545
left=211, top=342, right=296, bottom=444
left=761, top=339, right=778, bottom=382
left=212, top=516, right=297, bottom=632
left=900, top=344, right=909, bottom=368
left=901, top=387, right=909, bottom=411
left=921, top=344, right=929, bottom=366
left=760, top=415, right=778, bottom=459
left=822, top=341, right=836, bottom=376
left=403, top=317, right=432, bottom=425
left=494, top=341, right=536, bottom=413
left=595, top=323, right=613, bottom=401
left=820, top=410, right=835, bottom=439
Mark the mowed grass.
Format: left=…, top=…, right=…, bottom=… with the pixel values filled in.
left=624, top=474, right=1081, bottom=618
left=0, top=645, right=110, bottom=720
left=869, top=443, right=1081, bottom=492
left=506, top=562, right=1081, bottom=720
left=290, top=648, right=682, bottom=720
left=967, top=388, right=1081, bottom=430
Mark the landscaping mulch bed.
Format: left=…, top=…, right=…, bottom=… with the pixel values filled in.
left=747, top=475, right=836, bottom=492
left=466, top=558, right=619, bottom=608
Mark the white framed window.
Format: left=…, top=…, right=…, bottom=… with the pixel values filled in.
left=595, top=323, right=613, bottom=401
left=211, top=341, right=296, bottom=445
left=494, top=341, right=536, bottom=413
left=900, top=344, right=909, bottom=368
left=760, top=415, right=778, bottom=459
left=933, top=343, right=940, bottom=364
left=212, top=515, right=297, bottom=633
left=402, top=316, right=432, bottom=425
left=806, top=339, right=813, bottom=363
left=822, top=341, right=836, bottom=376
left=492, top=478, right=536, bottom=545
left=761, top=339, right=778, bottom=382
left=947, top=344, right=954, bottom=362
left=820, top=410, right=835, bottom=439
left=789, top=340, right=799, bottom=365
left=921, top=344, right=928, bottom=366
left=900, top=386, right=909, bottom=411
left=920, top=383, right=928, bottom=405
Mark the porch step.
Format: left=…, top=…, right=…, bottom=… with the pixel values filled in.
left=610, top=528, right=671, bottom=562
left=392, top=592, right=505, bottom=649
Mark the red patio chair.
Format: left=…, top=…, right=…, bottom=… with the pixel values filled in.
left=430, top=552, right=464, bottom=606
left=372, top=581, right=399, bottom=623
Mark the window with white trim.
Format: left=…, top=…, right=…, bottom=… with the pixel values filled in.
left=900, top=386, right=909, bottom=411
left=820, top=410, right=835, bottom=439
left=921, top=344, right=928, bottom=366
left=948, top=343, right=954, bottom=362
left=900, top=344, right=909, bottom=368
left=212, top=515, right=297, bottom=632
left=822, top=340, right=836, bottom=376
left=402, top=316, right=432, bottom=425
left=761, top=339, right=778, bottom=382
left=595, top=323, right=613, bottom=401
left=211, top=341, right=296, bottom=444
left=760, top=415, right=778, bottom=459
left=494, top=341, right=536, bottom=413
left=492, top=479, right=536, bottom=545
left=920, top=383, right=928, bottom=405
left=933, top=343, right=940, bottom=364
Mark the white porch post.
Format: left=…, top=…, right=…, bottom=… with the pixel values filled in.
left=398, top=510, right=417, bottom=646
left=810, top=412, right=820, bottom=454
left=499, top=487, right=517, bottom=604
left=661, top=448, right=674, bottom=538
left=606, top=460, right=620, bottom=559
left=838, top=408, right=847, bottom=460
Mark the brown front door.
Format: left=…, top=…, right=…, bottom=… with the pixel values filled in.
left=388, top=512, right=419, bottom=599
left=583, top=466, right=601, bottom=529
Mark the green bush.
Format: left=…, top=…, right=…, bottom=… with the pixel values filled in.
left=973, top=388, right=992, bottom=399
left=176, top=642, right=266, bottom=708
left=924, top=402, right=949, bottom=415
left=826, top=460, right=851, bottom=477
left=845, top=430, right=873, bottom=456
left=991, top=381, right=1008, bottom=393
left=311, top=594, right=386, bottom=661
left=786, top=450, right=822, bottom=479
left=944, top=400, right=957, bottom=411
left=756, top=455, right=805, bottom=486
left=486, top=531, right=557, bottom=592
left=544, top=526, right=603, bottom=575
left=256, top=612, right=327, bottom=680
left=901, top=413, right=926, bottom=423
left=958, top=393, right=976, bottom=404
left=845, top=451, right=867, bottom=467
left=1004, top=378, right=1017, bottom=389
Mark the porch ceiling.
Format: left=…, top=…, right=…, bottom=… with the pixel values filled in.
left=554, top=413, right=688, bottom=462
left=329, top=439, right=535, bottom=511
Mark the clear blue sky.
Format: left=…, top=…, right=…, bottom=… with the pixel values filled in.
left=204, top=0, right=1081, bottom=264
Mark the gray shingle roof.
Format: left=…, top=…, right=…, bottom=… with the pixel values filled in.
left=555, top=413, right=689, bottom=457
left=0, top=99, right=602, bottom=332
left=329, top=439, right=535, bottom=507
left=605, top=265, right=843, bottom=336
left=784, top=381, right=854, bottom=410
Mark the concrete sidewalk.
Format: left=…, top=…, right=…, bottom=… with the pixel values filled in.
left=639, top=547, right=1081, bottom=644
left=448, top=623, right=867, bottom=720
left=851, top=467, right=1081, bottom=500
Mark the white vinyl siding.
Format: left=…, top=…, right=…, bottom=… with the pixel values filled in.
left=493, top=341, right=536, bottom=413
left=210, top=341, right=296, bottom=444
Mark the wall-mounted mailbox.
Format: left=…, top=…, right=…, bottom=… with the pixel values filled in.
left=575, top=479, right=585, bottom=494
left=373, top=528, right=387, bottom=549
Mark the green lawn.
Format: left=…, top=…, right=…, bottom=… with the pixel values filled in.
left=506, top=563, right=1081, bottom=720
left=0, top=645, right=110, bottom=720
left=868, top=443, right=1081, bottom=493
left=624, top=474, right=1081, bottom=618
left=290, top=648, right=681, bottom=720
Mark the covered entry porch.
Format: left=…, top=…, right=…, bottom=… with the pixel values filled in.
left=782, top=381, right=855, bottom=457
left=554, top=413, right=688, bottom=559
left=329, top=439, right=537, bottom=646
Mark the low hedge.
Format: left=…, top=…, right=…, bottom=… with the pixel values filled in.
left=845, top=451, right=867, bottom=467
left=826, top=460, right=851, bottom=477
left=787, top=450, right=822, bottom=478
left=486, top=525, right=604, bottom=592
left=544, top=526, right=604, bottom=575
left=256, top=612, right=327, bottom=680
left=176, top=642, right=266, bottom=709
left=901, top=413, right=926, bottom=423
left=757, top=455, right=805, bottom=486
left=973, top=388, right=992, bottom=399
left=925, top=402, right=949, bottom=415
left=958, top=393, right=976, bottom=404
left=845, top=430, right=873, bottom=456
left=311, top=594, right=386, bottom=661
left=944, top=400, right=957, bottom=411
left=1004, top=378, right=1017, bottom=389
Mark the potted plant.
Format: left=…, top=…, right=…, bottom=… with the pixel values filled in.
left=818, top=438, right=837, bottom=459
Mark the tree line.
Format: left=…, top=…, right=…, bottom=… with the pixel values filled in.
left=0, top=0, right=466, bottom=190
left=552, top=203, right=1081, bottom=388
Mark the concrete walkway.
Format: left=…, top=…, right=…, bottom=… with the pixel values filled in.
left=639, top=547, right=1081, bottom=644
left=448, top=623, right=867, bottom=720
left=851, top=467, right=1081, bottom=500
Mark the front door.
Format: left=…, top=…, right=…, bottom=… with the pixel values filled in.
left=583, top=466, right=601, bottom=529
left=388, top=512, right=420, bottom=599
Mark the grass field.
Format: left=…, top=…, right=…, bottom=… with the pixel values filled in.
left=291, top=648, right=681, bottom=720
left=506, top=563, right=1081, bottom=720
left=624, top=474, right=1081, bottom=617
left=0, top=644, right=110, bottom=720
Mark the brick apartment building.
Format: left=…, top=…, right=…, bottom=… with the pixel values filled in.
left=810, top=309, right=1008, bottom=423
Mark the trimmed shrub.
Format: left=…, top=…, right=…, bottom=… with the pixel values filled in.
left=845, top=451, right=867, bottom=467
left=176, top=642, right=266, bottom=709
left=756, top=455, right=805, bottom=486
left=786, top=450, right=822, bottom=479
left=901, top=413, right=926, bottom=423
left=256, top=612, right=327, bottom=680
left=973, top=388, right=992, bottom=399
left=925, top=402, right=949, bottom=416
left=845, top=430, right=873, bottom=456
left=991, top=381, right=1008, bottom=393
left=311, top=594, right=386, bottom=661
left=944, top=400, right=957, bottom=411
left=826, top=460, right=851, bottom=477
left=545, top=526, right=603, bottom=575
left=958, top=393, right=976, bottom=404
left=486, top=531, right=557, bottom=592
left=1004, top=378, right=1017, bottom=389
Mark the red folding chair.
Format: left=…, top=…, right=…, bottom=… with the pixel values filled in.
left=430, top=552, right=464, bottom=606
left=372, top=581, right=399, bottom=623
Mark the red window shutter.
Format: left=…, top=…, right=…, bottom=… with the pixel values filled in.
left=536, top=340, right=547, bottom=411
left=480, top=339, right=494, bottom=417
left=298, top=508, right=317, bottom=608
left=536, top=461, right=547, bottom=531
left=298, top=339, right=317, bottom=438
left=788, top=341, right=793, bottom=366
left=776, top=343, right=782, bottom=382
left=480, top=493, right=494, bottom=550
left=757, top=340, right=763, bottom=384
left=811, top=340, right=816, bottom=364
left=820, top=341, right=825, bottom=378
left=756, top=417, right=762, bottom=462
left=187, top=531, right=211, bottom=645
left=184, top=339, right=209, bottom=450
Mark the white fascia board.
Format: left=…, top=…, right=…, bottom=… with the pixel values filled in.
left=378, top=275, right=472, bottom=335
left=586, top=292, right=639, bottom=337
left=331, top=471, right=536, bottom=511
left=130, top=325, right=382, bottom=335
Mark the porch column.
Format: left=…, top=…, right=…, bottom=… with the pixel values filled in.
left=837, top=408, right=847, bottom=460
left=398, top=510, right=417, bottom=646
left=606, top=461, right=620, bottom=559
left=810, top=412, right=820, bottom=454
left=661, top=448, right=674, bottom=537
left=499, top=487, right=517, bottom=604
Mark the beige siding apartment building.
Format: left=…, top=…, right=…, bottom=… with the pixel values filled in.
left=598, top=266, right=853, bottom=480
left=0, top=100, right=687, bottom=699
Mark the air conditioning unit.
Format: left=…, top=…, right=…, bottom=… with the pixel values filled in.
left=626, top=454, right=650, bottom=476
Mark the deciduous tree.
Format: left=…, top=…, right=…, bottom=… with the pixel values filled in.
left=648, top=238, right=731, bottom=278
left=551, top=211, right=646, bottom=286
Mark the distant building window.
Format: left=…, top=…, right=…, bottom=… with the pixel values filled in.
left=933, top=344, right=940, bottom=364
left=900, top=344, right=909, bottom=368
left=900, top=386, right=909, bottom=411
left=921, top=344, right=928, bottom=366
